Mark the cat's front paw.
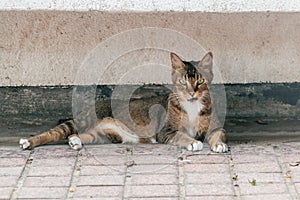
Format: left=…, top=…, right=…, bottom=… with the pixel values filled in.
left=211, top=142, right=228, bottom=153
left=19, top=138, right=31, bottom=150
left=187, top=141, right=203, bottom=151
left=68, top=136, right=82, bottom=150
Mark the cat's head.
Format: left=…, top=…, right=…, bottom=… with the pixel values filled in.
left=170, top=52, right=213, bottom=101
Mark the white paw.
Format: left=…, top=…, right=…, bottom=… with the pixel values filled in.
left=187, top=141, right=203, bottom=151
left=19, top=139, right=31, bottom=150
left=212, top=143, right=228, bottom=153
left=68, top=136, right=82, bottom=150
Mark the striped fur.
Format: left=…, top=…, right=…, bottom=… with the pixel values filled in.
left=20, top=52, right=227, bottom=152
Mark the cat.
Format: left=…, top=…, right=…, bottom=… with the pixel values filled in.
left=19, top=52, right=228, bottom=153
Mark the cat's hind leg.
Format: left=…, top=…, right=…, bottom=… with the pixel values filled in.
left=19, top=120, right=77, bottom=150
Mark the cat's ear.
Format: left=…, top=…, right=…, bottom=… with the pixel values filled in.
left=199, top=52, right=213, bottom=70
left=170, top=52, right=185, bottom=70
left=198, top=52, right=213, bottom=82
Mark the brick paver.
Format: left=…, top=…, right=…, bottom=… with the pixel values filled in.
left=0, top=142, right=299, bottom=199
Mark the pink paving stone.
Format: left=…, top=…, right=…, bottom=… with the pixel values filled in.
left=130, top=155, right=177, bottom=165
left=236, top=172, right=284, bottom=183
left=232, top=154, right=277, bottom=163
left=73, top=186, right=123, bottom=198
left=130, top=198, right=177, bottom=200
left=23, top=176, right=72, bottom=187
left=82, top=155, right=126, bottom=166
left=0, top=157, right=27, bottom=166
left=241, top=194, right=293, bottom=200
left=183, top=164, right=229, bottom=173
left=186, top=154, right=229, bottom=164
left=131, top=144, right=179, bottom=155
left=27, top=166, right=73, bottom=176
left=231, top=145, right=274, bottom=155
left=0, top=176, right=19, bottom=187
left=282, top=154, right=300, bottom=163
left=0, top=187, right=13, bottom=199
left=130, top=174, right=178, bottom=185
left=185, top=184, right=234, bottom=196
left=238, top=183, right=288, bottom=195
left=128, top=185, right=178, bottom=197
left=291, top=172, right=300, bottom=182
left=130, top=164, right=178, bottom=174
left=34, top=147, right=78, bottom=158
left=80, top=165, right=126, bottom=176
left=18, top=187, right=68, bottom=199
left=77, top=175, right=125, bottom=186
left=296, top=183, right=300, bottom=193
left=0, top=167, right=23, bottom=176
left=234, top=162, right=281, bottom=173
left=280, top=143, right=300, bottom=154
left=185, top=172, right=231, bottom=184
left=32, top=157, right=76, bottom=167
left=185, top=196, right=238, bottom=200
left=0, top=148, right=30, bottom=158
left=85, top=145, right=128, bottom=156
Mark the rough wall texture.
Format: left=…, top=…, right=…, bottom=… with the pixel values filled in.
left=1, top=11, right=300, bottom=86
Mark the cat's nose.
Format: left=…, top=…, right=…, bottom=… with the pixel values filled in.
left=190, top=92, right=195, bottom=97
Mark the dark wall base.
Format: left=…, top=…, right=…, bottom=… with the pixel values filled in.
left=0, top=83, right=300, bottom=127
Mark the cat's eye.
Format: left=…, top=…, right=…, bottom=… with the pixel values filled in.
left=179, top=79, right=186, bottom=85
left=197, top=78, right=205, bottom=85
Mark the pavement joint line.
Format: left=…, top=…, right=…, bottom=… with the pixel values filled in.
left=9, top=149, right=34, bottom=200
left=228, top=148, right=241, bottom=199
left=66, top=148, right=83, bottom=199
left=178, top=159, right=186, bottom=200
left=122, top=146, right=133, bottom=200
left=274, top=145, right=299, bottom=200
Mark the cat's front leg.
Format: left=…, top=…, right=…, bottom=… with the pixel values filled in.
left=159, top=131, right=203, bottom=151
left=206, top=128, right=228, bottom=153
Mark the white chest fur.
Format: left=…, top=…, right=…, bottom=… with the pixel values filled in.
left=181, top=100, right=203, bottom=137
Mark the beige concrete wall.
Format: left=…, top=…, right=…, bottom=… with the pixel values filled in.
left=1, top=11, right=300, bottom=86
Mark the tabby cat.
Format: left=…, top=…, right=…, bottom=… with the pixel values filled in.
left=19, top=52, right=228, bottom=153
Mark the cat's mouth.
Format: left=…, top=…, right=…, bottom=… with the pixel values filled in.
left=187, top=97, right=198, bottom=102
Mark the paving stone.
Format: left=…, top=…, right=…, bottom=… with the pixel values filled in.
left=281, top=154, right=300, bottom=163
left=131, top=144, right=179, bottom=155
left=186, top=184, right=234, bottom=196
left=128, top=185, right=178, bottom=198
left=186, top=154, right=229, bottom=164
left=129, top=155, right=177, bottom=165
left=0, top=187, right=13, bottom=199
left=34, top=147, right=78, bottom=158
left=82, top=155, right=126, bottom=166
left=0, top=167, right=23, bottom=176
left=80, top=165, right=126, bottom=176
left=32, top=157, right=76, bottom=167
left=185, top=196, right=237, bottom=200
left=185, top=172, right=231, bottom=184
left=238, top=183, right=288, bottom=195
left=236, top=172, right=284, bottom=183
left=232, top=154, right=277, bottom=163
left=130, top=164, right=177, bottom=174
left=231, top=145, right=274, bottom=155
left=27, top=166, right=73, bottom=177
left=235, top=162, right=281, bottom=173
left=130, top=198, right=177, bottom=200
left=73, top=186, right=123, bottom=198
left=291, top=172, right=300, bottom=182
left=18, top=187, right=68, bottom=199
left=0, top=157, right=27, bottom=166
left=130, top=174, right=178, bottom=185
left=0, top=176, right=19, bottom=187
left=183, top=164, right=229, bottom=173
left=85, top=145, right=128, bottom=156
left=0, top=148, right=30, bottom=158
left=77, top=175, right=125, bottom=186
left=23, top=176, right=72, bottom=187
left=280, top=143, right=300, bottom=154
left=241, top=194, right=293, bottom=200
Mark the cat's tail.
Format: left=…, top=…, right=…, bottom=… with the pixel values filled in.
left=19, top=119, right=78, bottom=150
